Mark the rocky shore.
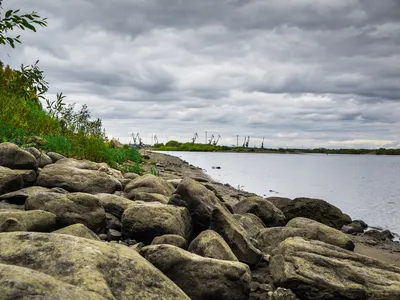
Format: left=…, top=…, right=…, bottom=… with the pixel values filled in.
left=0, top=142, right=400, bottom=299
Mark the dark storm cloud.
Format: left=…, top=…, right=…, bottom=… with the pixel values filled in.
left=1, top=0, right=399, bottom=147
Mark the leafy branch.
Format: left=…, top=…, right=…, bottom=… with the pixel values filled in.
left=0, top=5, right=47, bottom=48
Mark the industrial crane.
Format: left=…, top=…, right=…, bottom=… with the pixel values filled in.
left=131, top=132, right=143, bottom=148
left=261, top=137, right=265, bottom=149
left=208, top=134, right=215, bottom=145
left=213, top=135, right=221, bottom=146
left=153, top=135, right=159, bottom=145
left=243, top=136, right=250, bottom=148
left=192, top=132, right=198, bottom=143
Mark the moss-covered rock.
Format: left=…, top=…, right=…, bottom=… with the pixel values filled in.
left=0, top=166, right=24, bottom=195
left=210, top=206, right=262, bottom=266
left=96, top=193, right=133, bottom=219
left=257, top=217, right=355, bottom=254
left=134, top=192, right=170, bottom=204
left=25, top=146, right=52, bottom=168
left=36, top=164, right=122, bottom=194
left=122, top=202, right=192, bottom=244
left=25, top=192, right=106, bottom=234
left=0, top=186, right=49, bottom=205
left=281, top=197, right=350, bottom=229
left=0, top=263, right=104, bottom=299
left=141, top=244, right=251, bottom=300
left=233, top=213, right=266, bottom=238
left=233, top=196, right=286, bottom=227
left=270, top=237, right=400, bottom=300
left=54, top=224, right=100, bottom=241
left=170, top=177, right=221, bottom=235
left=0, top=217, right=26, bottom=232
left=152, top=234, right=188, bottom=249
left=125, top=174, right=175, bottom=199
left=0, top=142, right=38, bottom=170
left=188, top=230, right=238, bottom=261
left=0, top=210, right=56, bottom=232
left=0, top=232, right=189, bottom=299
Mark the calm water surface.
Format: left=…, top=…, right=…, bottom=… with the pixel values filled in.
left=161, top=151, right=400, bottom=235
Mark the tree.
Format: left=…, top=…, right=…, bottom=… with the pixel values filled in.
left=0, top=0, right=47, bottom=48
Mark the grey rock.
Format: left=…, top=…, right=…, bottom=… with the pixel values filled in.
left=0, top=142, right=38, bottom=169
left=152, top=234, right=188, bottom=249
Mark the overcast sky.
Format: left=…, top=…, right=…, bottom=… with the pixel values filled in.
left=1, top=0, right=399, bottom=148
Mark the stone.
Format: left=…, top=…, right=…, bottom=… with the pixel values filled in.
left=365, top=229, right=395, bottom=241
left=257, top=217, right=355, bottom=254
left=341, top=221, right=365, bottom=234
left=170, top=177, right=221, bottom=235
left=96, top=193, right=133, bottom=219
left=10, top=169, right=37, bottom=187
left=0, top=210, right=56, bottom=232
left=188, top=230, right=238, bottom=261
left=0, top=166, right=24, bottom=195
left=270, top=237, right=400, bottom=300
left=122, top=202, right=192, bottom=244
left=0, top=142, right=38, bottom=169
left=269, top=288, right=299, bottom=300
left=233, top=196, right=286, bottom=227
left=265, top=196, right=292, bottom=210
left=54, top=223, right=100, bottom=241
left=233, top=213, right=266, bottom=238
left=152, top=234, right=188, bottom=249
left=55, top=158, right=123, bottom=179
left=24, top=147, right=52, bottom=168
left=123, top=172, right=140, bottom=180
left=210, top=206, right=262, bottom=266
left=0, top=217, right=26, bottom=232
left=0, top=263, right=103, bottom=299
left=281, top=197, right=350, bottom=229
left=0, top=186, right=49, bottom=205
left=36, top=164, right=122, bottom=194
left=107, top=229, right=122, bottom=241
left=0, top=232, right=190, bottom=299
left=125, top=174, right=175, bottom=199
left=134, top=191, right=170, bottom=204
left=141, top=244, right=251, bottom=300
left=47, top=151, right=65, bottom=162
left=106, top=213, right=122, bottom=230
left=25, top=192, right=106, bottom=234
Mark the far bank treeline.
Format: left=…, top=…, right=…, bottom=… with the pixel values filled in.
left=0, top=6, right=140, bottom=173
left=153, top=140, right=400, bottom=155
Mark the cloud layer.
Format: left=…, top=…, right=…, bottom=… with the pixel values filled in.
left=1, top=0, right=399, bottom=148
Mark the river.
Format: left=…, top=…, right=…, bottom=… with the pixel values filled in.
left=159, top=151, right=400, bottom=235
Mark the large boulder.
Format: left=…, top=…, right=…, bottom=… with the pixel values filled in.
left=0, top=263, right=104, bottom=299
left=0, top=217, right=26, bottom=232
left=257, top=217, right=355, bottom=254
left=36, top=164, right=122, bottom=194
left=125, top=174, right=174, bottom=199
left=54, top=223, right=100, bottom=241
left=0, top=210, right=56, bottom=232
left=281, top=197, right=350, bottom=229
left=233, top=213, right=266, bottom=238
left=141, top=244, right=251, bottom=300
left=0, top=166, right=24, bottom=195
left=152, top=234, right=188, bottom=249
left=233, top=196, right=286, bottom=227
left=56, top=158, right=123, bottom=179
left=188, top=230, right=238, bottom=261
left=25, top=192, right=106, bottom=234
left=270, top=237, right=400, bottom=300
left=10, top=169, right=37, bottom=187
left=134, top=191, right=170, bottom=204
left=0, top=142, right=38, bottom=169
left=0, top=232, right=190, bottom=299
left=265, top=196, right=292, bottom=210
left=0, top=186, right=49, bottom=205
left=47, top=151, right=65, bottom=162
left=170, top=177, right=221, bottom=235
left=122, top=202, right=192, bottom=244
left=25, top=147, right=52, bottom=168
left=96, top=193, right=133, bottom=219
left=210, top=206, right=262, bottom=266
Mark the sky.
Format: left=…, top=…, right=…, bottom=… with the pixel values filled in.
left=1, top=0, right=399, bottom=148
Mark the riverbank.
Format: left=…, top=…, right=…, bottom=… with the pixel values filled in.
left=143, top=150, right=400, bottom=268
left=1, top=142, right=400, bottom=299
